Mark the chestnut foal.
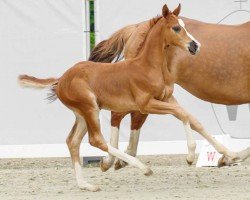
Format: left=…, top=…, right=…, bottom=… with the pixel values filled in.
left=19, top=4, right=236, bottom=191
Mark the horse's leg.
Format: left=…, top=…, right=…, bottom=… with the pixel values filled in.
left=169, top=96, right=196, bottom=165
left=114, top=112, right=148, bottom=170
left=100, top=112, right=127, bottom=172
left=139, top=98, right=238, bottom=164
left=66, top=113, right=100, bottom=192
left=84, top=108, right=153, bottom=177
left=218, top=147, right=250, bottom=167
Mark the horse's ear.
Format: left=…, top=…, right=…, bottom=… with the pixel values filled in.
left=173, top=4, right=181, bottom=16
left=162, top=4, right=170, bottom=18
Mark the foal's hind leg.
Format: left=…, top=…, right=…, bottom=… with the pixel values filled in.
left=100, top=112, right=127, bottom=172
left=84, top=108, right=153, bottom=176
left=114, top=112, right=148, bottom=170
left=66, top=113, right=100, bottom=192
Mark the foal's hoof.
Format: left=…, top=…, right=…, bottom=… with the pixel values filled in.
left=100, top=158, right=110, bottom=172
left=218, top=155, right=227, bottom=168
left=114, top=160, right=128, bottom=170
left=186, top=155, right=195, bottom=166
left=186, top=159, right=193, bottom=166
left=218, top=155, right=241, bottom=168
left=144, top=168, right=153, bottom=176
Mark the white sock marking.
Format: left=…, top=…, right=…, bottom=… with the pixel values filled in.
left=183, top=122, right=196, bottom=161
left=110, top=126, right=119, bottom=148
left=127, top=129, right=140, bottom=156
left=108, top=144, right=149, bottom=173
left=102, top=126, right=119, bottom=166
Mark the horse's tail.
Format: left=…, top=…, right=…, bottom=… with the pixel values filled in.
left=18, top=74, right=59, bottom=102
left=88, top=24, right=135, bottom=63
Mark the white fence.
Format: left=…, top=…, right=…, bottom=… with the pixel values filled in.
left=0, top=0, right=249, bottom=158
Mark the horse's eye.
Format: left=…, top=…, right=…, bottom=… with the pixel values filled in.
left=172, top=26, right=181, bottom=33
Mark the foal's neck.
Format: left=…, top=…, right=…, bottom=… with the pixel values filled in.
left=138, top=19, right=167, bottom=69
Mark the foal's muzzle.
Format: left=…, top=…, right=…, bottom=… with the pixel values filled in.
left=188, top=40, right=199, bottom=55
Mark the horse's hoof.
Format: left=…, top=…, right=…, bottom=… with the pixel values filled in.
left=114, top=160, right=127, bottom=170
left=100, top=158, right=110, bottom=172
left=144, top=168, right=153, bottom=176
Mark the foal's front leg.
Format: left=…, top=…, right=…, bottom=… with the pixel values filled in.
left=218, top=147, right=250, bottom=167
left=115, top=97, right=197, bottom=170
left=138, top=98, right=238, bottom=165
left=169, top=96, right=196, bottom=165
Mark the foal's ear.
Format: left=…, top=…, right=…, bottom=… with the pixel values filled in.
left=162, top=4, right=170, bottom=18
left=173, top=4, right=181, bottom=16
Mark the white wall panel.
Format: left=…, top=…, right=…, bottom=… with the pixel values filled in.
left=0, top=0, right=86, bottom=145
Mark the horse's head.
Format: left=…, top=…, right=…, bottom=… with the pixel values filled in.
left=161, top=4, right=201, bottom=55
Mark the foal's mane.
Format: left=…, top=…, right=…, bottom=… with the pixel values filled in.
left=88, top=15, right=162, bottom=63
left=132, top=15, right=162, bottom=58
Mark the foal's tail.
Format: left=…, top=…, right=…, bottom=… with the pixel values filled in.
left=18, top=74, right=58, bottom=88
left=18, top=74, right=59, bottom=102
left=88, top=24, right=135, bottom=63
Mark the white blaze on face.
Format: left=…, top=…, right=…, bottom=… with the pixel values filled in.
left=178, top=19, right=201, bottom=51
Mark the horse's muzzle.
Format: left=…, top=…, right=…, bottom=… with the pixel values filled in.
left=188, top=40, right=199, bottom=55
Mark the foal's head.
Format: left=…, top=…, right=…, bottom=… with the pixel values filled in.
left=161, top=4, right=201, bottom=55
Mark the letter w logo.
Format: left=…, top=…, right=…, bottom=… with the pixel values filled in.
left=207, top=152, right=216, bottom=162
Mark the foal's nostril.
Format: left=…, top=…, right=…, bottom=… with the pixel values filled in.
left=190, top=40, right=198, bottom=50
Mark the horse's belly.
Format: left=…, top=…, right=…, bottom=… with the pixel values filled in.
left=175, top=52, right=250, bottom=105
left=178, top=79, right=250, bottom=105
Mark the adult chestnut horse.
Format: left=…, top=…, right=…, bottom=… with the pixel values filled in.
left=89, top=10, right=250, bottom=168
left=18, top=4, right=237, bottom=191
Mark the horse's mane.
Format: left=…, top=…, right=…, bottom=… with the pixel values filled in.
left=88, top=15, right=162, bottom=63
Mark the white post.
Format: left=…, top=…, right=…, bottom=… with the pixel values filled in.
left=94, top=0, right=101, bottom=45
left=84, top=0, right=91, bottom=59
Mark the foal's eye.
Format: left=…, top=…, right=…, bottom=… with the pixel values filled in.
left=172, top=26, right=181, bottom=33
